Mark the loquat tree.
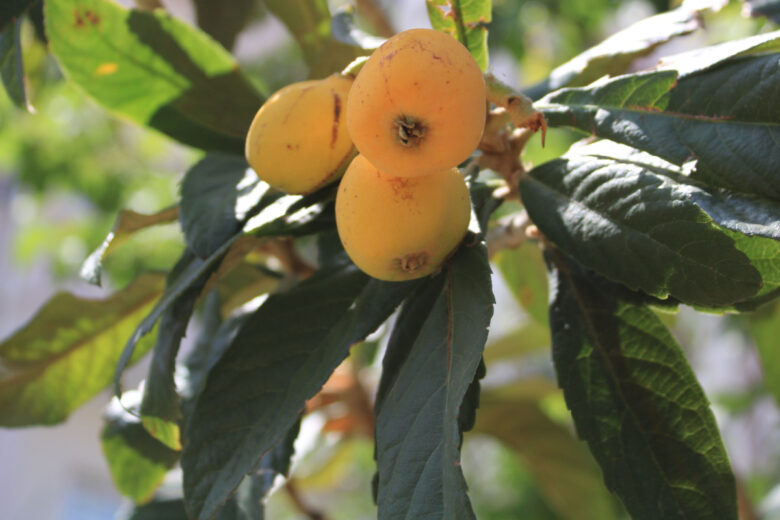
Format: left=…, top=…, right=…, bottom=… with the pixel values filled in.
left=1, top=0, right=779, bottom=519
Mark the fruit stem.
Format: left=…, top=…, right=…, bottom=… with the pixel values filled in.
left=484, top=74, right=547, bottom=146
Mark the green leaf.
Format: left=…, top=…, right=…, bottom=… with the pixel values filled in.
left=45, top=0, right=263, bottom=154
left=0, top=0, right=34, bottom=32
left=193, top=0, right=254, bottom=50
left=540, top=46, right=780, bottom=200
left=426, top=0, right=492, bottom=71
left=374, top=242, right=494, bottom=519
left=0, top=274, right=165, bottom=427
left=139, top=250, right=213, bottom=451
left=265, top=0, right=363, bottom=78
left=101, top=388, right=180, bottom=502
left=475, top=394, right=619, bottom=520
left=81, top=206, right=179, bottom=286
left=115, top=187, right=337, bottom=406
left=546, top=249, right=737, bottom=520
left=525, top=7, right=700, bottom=99
left=122, top=499, right=189, bottom=520
left=182, top=263, right=418, bottom=520
left=179, top=154, right=272, bottom=258
left=0, top=18, right=28, bottom=110
left=494, top=241, right=548, bottom=324
left=519, top=140, right=780, bottom=308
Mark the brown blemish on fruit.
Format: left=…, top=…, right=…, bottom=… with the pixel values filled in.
left=393, top=115, right=426, bottom=148
left=387, top=177, right=414, bottom=200
left=393, top=252, right=428, bottom=274
left=331, top=92, right=341, bottom=149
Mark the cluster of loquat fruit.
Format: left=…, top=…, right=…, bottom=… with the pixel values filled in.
left=245, top=28, right=486, bottom=281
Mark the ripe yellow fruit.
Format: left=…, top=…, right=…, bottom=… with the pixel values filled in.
left=346, top=28, right=486, bottom=178
left=245, top=74, right=354, bottom=194
left=336, top=154, right=471, bottom=281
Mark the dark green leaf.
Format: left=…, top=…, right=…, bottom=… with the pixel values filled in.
left=468, top=176, right=504, bottom=236
left=0, top=18, right=28, bottom=110
left=45, top=0, right=263, bottom=154
left=540, top=44, right=780, bottom=199
left=179, top=154, right=273, bottom=258
left=525, top=7, right=700, bottom=99
left=235, top=418, right=300, bottom=520
left=494, top=241, right=548, bottom=324
left=520, top=140, right=780, bottom=308
left=139, top=250, right=213, bottom=451
left=182, top=263, right=418, bottom=520
left=546, top=250, right=737, bottom=520
left=122, top=499, right=189, bottom=520
left=193, top=0, right=255, bottom=50
left=375, top=243, right=494, bottom=519
left=115, top=187, right=337, bottom=406
left=0, top=0, right=34, bottom=32
left=102, top=388, right=180, bottom=502
left=0, top=274, right=164, bottom=427
left=81, top=206, right=179, bottom=286
left=475, top=393, right=619, bottom=520
left=426, top=0, right=492, bottom=70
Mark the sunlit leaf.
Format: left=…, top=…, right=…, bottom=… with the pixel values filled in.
left=540, top=37, right=780, bottom=199
left=102, top=388, right=180, bottom=502
left=426, top=0, right=492, bottom=70
left=45, top=0, right=263, bottom=153
left=0, top=274, right=164, bottom=426
left=81, top=206, right=179, bottom=286
left=520, top=140, right=780, bottom=308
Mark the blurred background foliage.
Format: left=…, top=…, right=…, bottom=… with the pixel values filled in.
left=1, top=1, right=778, bottom=519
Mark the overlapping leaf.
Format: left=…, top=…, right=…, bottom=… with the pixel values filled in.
left=45, top=0, right=263, bottom=153
left=81, top=206, right=179, bottom=286
left=0, top=0, right=34, bottom=32
left=426, top=0, right=492, bottom=70
left=539, top=35, right=780, bottom=199
left=182, top=264, right=418, bottom=519
left=193, top=0, right=254, bottom=50
left=0, top=18, right=28, bottom=110
left=546, top=250, right=736, bottom=520
left=0, top=274, right=164, bottom=426
left=526, top=7, right=701, bottom=98
left=179, top=154, right=273, bottom=258
left=520, top=140, right=780, bottom=308
left=374, top=243, right=494, bottom=520
left=102, top=389, right=180, bottom=502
